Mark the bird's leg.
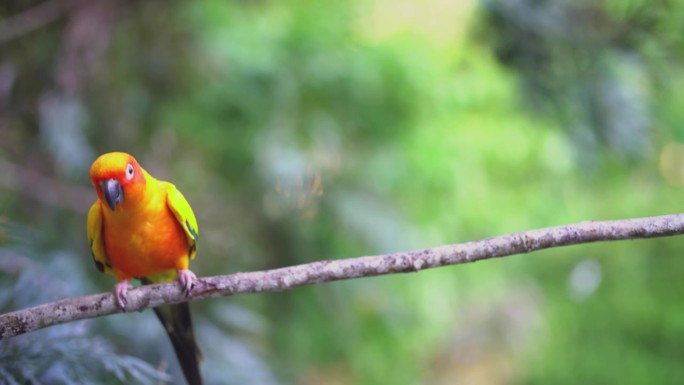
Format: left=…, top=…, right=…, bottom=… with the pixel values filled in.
left=113, top=280, right=131, bottom=310
left=177, top=269, right=197, bottom=297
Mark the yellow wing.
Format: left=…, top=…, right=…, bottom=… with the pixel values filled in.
left=86, top=201, right=113, bottom=275
left=165, top=182, right=198, bottom=260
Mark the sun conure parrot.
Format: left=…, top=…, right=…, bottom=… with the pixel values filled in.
left=87, top=152, right=202, bottom=385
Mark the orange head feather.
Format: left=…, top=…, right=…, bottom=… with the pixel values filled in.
left=90, top=152, right=147, bottom=211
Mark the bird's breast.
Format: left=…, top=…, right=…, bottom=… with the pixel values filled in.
left=104, top=199, right=188, bottom=278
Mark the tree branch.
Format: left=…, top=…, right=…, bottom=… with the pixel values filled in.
left=2, top=213, right=684, bottom=339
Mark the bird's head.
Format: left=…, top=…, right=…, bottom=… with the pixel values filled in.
left=90, top=152, right=146, bottom=211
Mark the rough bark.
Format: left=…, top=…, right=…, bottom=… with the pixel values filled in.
left=2, top=213, right=683, bottom=339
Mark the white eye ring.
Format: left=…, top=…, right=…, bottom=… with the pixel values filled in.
left=125, top=164, right=134, bottom=180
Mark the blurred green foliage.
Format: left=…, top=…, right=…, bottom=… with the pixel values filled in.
left=2, top=0, right=684, bottom=384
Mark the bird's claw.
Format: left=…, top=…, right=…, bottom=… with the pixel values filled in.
left=177, top=269, right=197, bottom=297
left=114, top=281, right=131, bottom=310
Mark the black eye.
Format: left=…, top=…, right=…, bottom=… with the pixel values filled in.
left=125, top=164, right=134, bottom=180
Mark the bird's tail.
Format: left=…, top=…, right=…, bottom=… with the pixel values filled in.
left=142, top=278, right=203, bottom=385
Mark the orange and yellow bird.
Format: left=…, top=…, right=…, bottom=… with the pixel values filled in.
left=87, top=152, right=202, bottom=385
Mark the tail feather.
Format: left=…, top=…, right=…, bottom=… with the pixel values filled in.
left=142, top=278, right=203, bottom=385
left=152, top=303, right=203, bottom=385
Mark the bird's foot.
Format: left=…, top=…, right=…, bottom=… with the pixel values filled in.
left=177, top=269, right=197, bottom=297
left=114, top=280, right=131, bottom=310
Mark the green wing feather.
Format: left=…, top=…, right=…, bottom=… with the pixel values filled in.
left=86, top=201, right=113, bottom=275
left=148, top=186, right=202, bottom=385
left=165, top=183, right=199, bottom=260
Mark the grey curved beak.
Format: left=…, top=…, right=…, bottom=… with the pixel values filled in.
left=101, top=179, right=123, bottom=211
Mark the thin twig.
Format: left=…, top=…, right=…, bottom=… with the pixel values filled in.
left=2, top=213, right=683, bottom=339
